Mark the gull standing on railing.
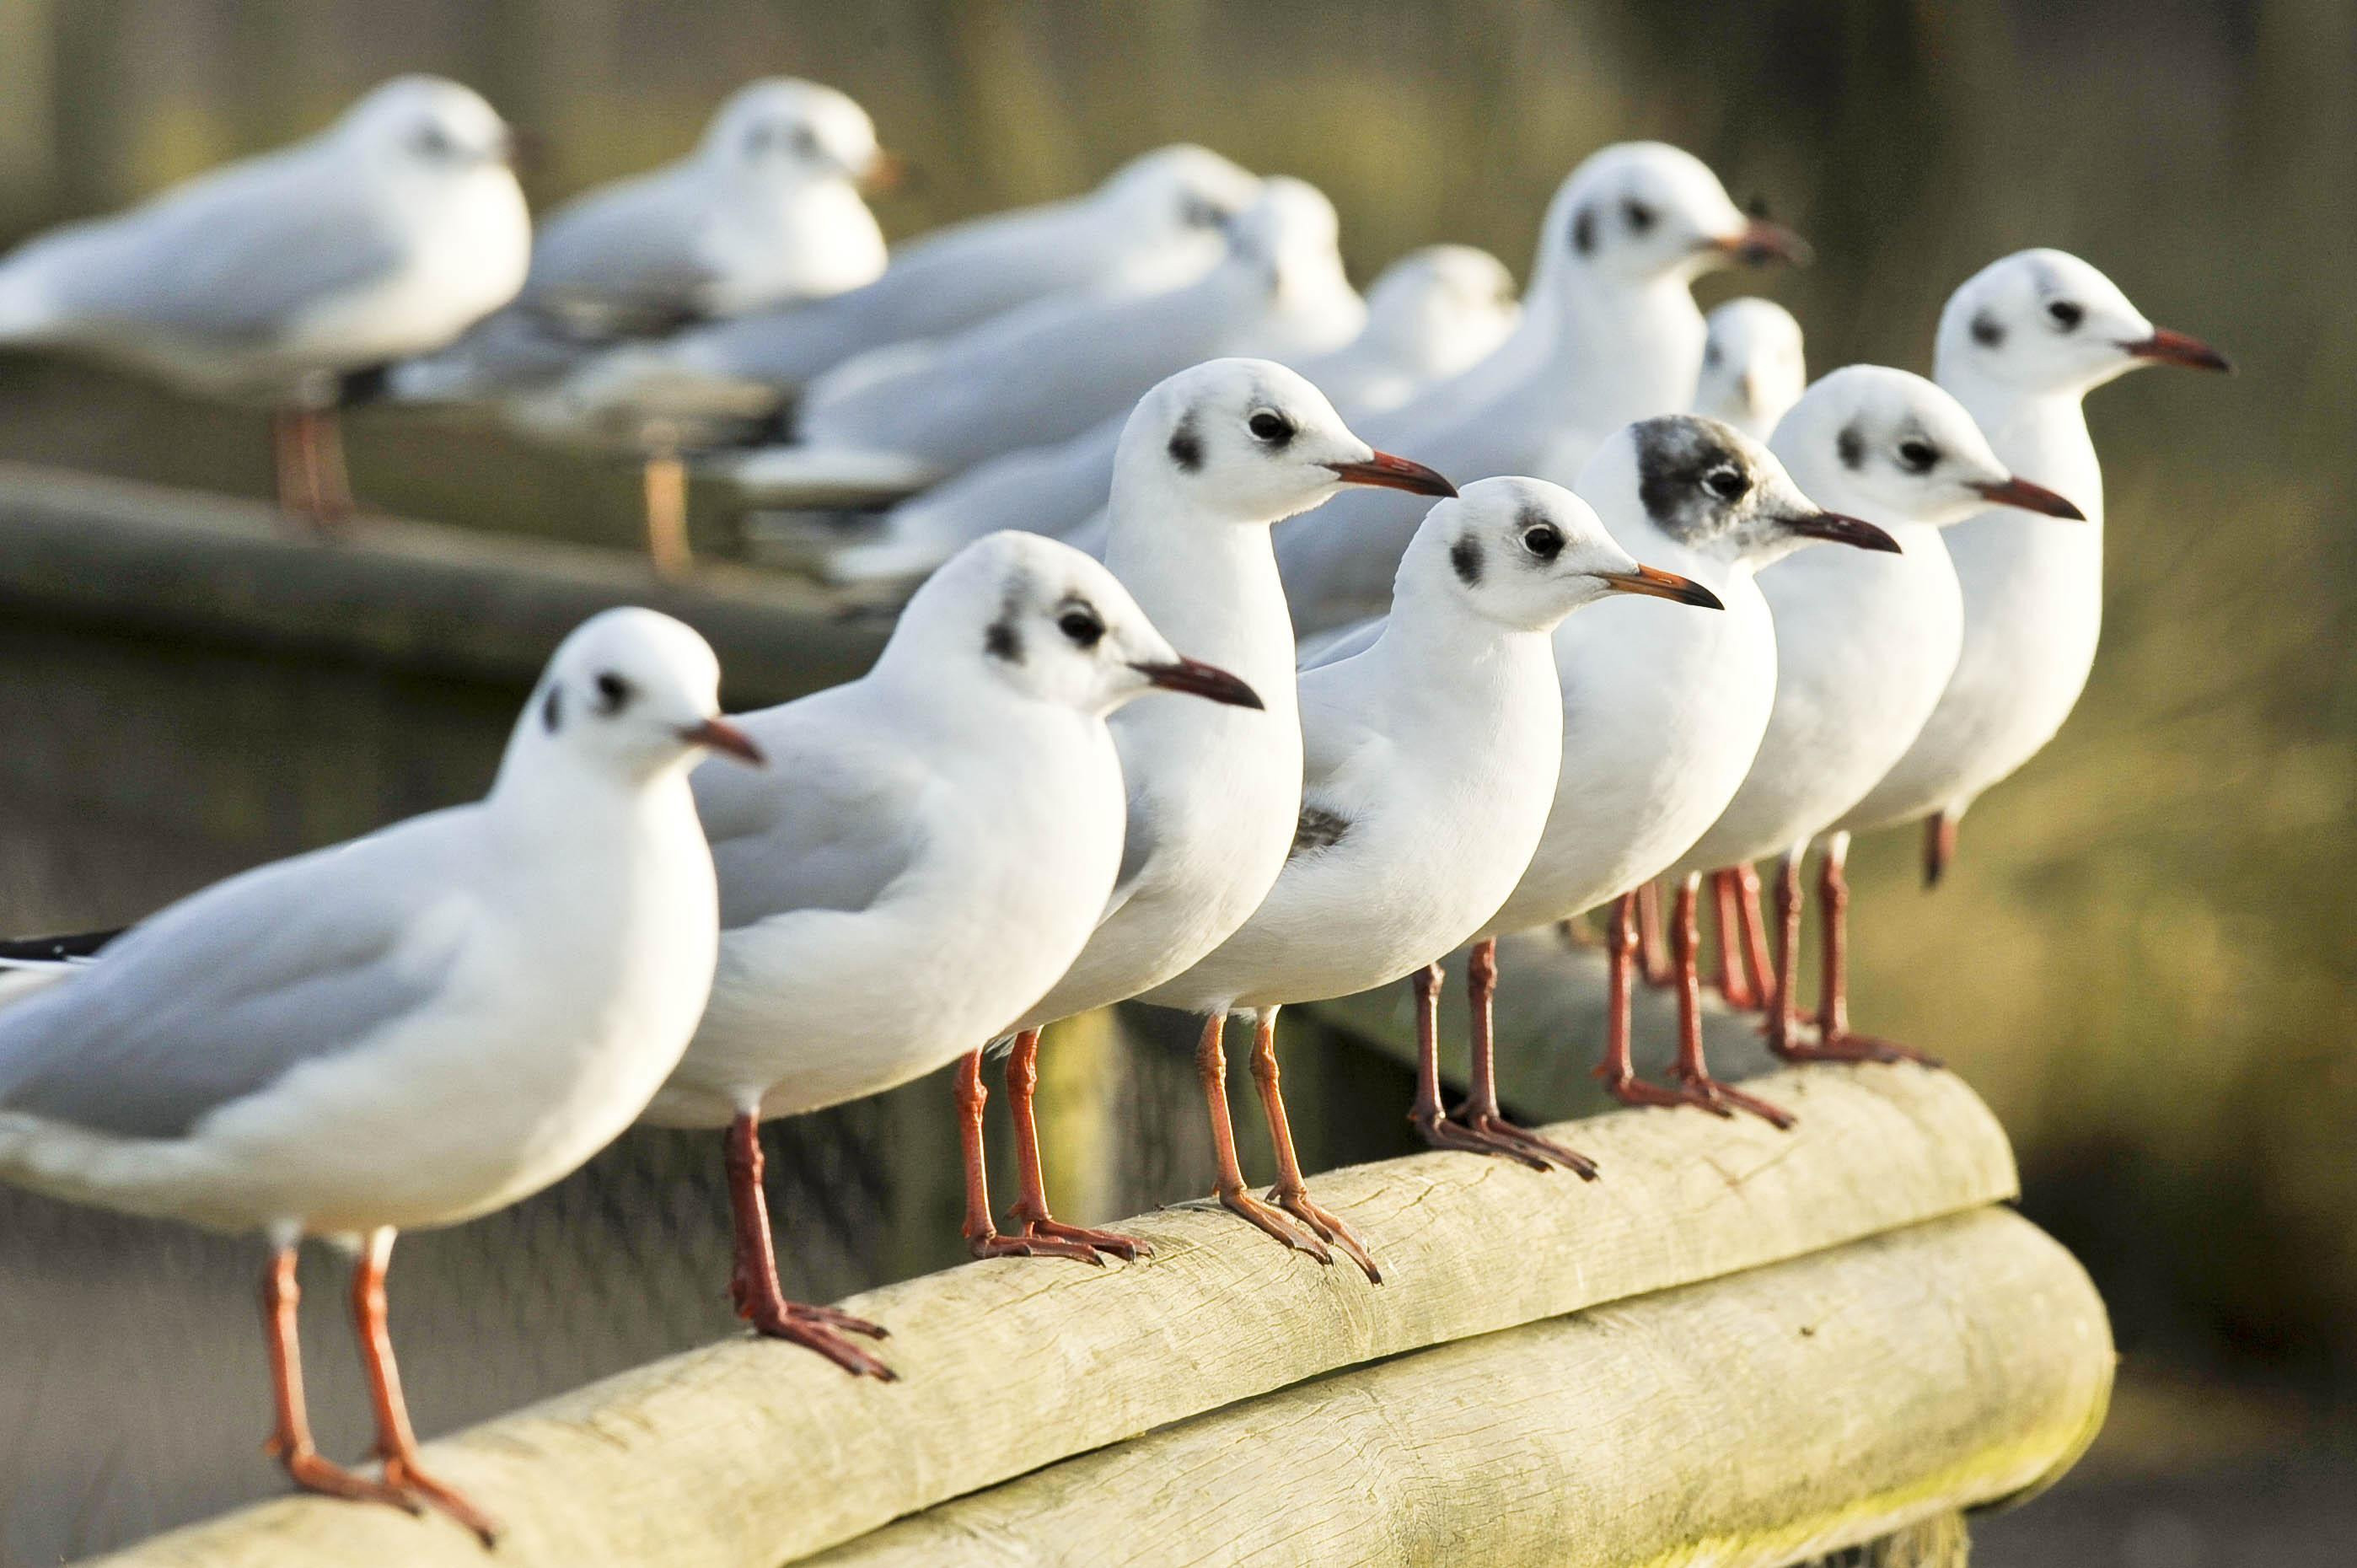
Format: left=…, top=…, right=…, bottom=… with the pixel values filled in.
left=0, top=77, right=529, bottom=528
left=638, top=532, right=1260, bottom=1375
left=0, top=609, right=760, bottom=1541
left=1145, top=478, right=1716, bottom=1278
left=954, top=360, right=1455, bottom=1264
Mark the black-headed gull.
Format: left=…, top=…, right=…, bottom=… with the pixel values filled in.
left=1664, top=367, right=2081, bottom=1070
left=0, top=609, right=760, bottom=1539
left=718, top=176, right=1365, bottom=501
left=0, top=77, right=529, bottom=527
left=1409, top=418, right=1898, bottom=1132
left=1275, top=142, right=1806, bottom=632
left=638, top=531, right=1259, bottom=1374
left=951, top=359, right=1453, bottom=1265
left=824, top=245, right=1511, bottom=588
left=1694, top=297, right=1807, bottom=442
left=1143, top=477, right=1715, bottom=1278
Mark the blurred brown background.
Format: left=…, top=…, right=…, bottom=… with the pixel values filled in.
left=0, top=2, right=2351, bottom=1563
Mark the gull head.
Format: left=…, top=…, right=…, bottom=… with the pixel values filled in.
left=1548, top=142, right=1808, bottom=294
left=1936, top=249, right=2232, bottom=398
left=1097, top=144, right=1263, bottom=240
left=523, top=608, right=760, bottom=783
left=1407, top=475, right=1722, bottom=634
left=1359, top=245, right=1522, bottom=377
left=910, top=532, right=1263, bottom=719
left=1773, top=365, right=2085, bottom=529
left=1225, top=177, right=1345, bottom=297
left=1116, top=357, right=1454, bottom=529
left=1581, top=415, right=1900, bottom=570
left=339, top=76, right=518, bottom=179
left=1695, top=298, right=1807, bottom=441
left=703, top=78, right=889, bottom=189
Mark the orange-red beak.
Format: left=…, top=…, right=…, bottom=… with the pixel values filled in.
left=1323, top=450, right=1457, bottom=497
left=679, top=716, right=765, bottom=765
left=1593, top=563, right=1724, bottom=609
left=2122, top=327, right=2232, bottom=373
left=1707, top=218, right=1812, bottom=268
left=860, top=149, right=910, bottom=196
left=1972, top=475, right=2086, bottom=520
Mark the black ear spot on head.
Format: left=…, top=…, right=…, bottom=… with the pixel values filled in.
left=1449, top=534, right=1485, bottom=587
left=1836, top=423, right=1865, bottom=470
left=1971, top=310, right=2005, bottom=348
left=541, top=685, right=563, bottom=734
left=1570, top=205, right=1596, bottom=256
left=985, top=620, right=1023, bottom=663
left=1167, top=415, right=1204, bottom=473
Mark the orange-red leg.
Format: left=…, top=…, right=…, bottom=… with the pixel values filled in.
left=1001, top=1028, right=1150, bottom=1260
left=725, top=1111, right=895, bottom=1377
left=1197, top=1012, right=1330, bottom=1264
left=1712, top=865, right=1776, bottom=1011
left=1663, top=876, right=1795, bottom=1128
left=958, top=1047, right=1100, bottom=1265
left=1636, top=880, right=1674, bottom=985
left=1410, top=942, right=1597, bottom=1175
left=1596, top=893, right=1728, bottom=1115
left=1769, top=836, right=1941, bottom=1067
left=349, top=1230, right=501, bottom=1544
left=260, top=1247, right=420, bottom=1518
left=1248, top=1008, right=1379, bottom=1282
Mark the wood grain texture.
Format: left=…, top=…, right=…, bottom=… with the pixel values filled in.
left=83, top=1068, right=2015, bottom=1568
left=808, top=1211, right=2108, bottom=1568
left=0, top=460, right=885, bottom=706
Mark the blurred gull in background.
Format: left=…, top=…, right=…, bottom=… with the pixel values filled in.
left=712, top=175, right=1366, bottom=503
left=0, top=75, right=529, bottom=528
left=1692, top=297, right=1807, bottom=442
left=0, top=608, right=760, bottom=1540
left=824, top=244, right=1515, bottom=587
left=1275, top=142, right=1808, bottom=632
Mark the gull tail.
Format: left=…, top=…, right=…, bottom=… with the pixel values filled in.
left=702, top=444, right=944, bottom=508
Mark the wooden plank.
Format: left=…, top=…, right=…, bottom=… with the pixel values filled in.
left=807, top=1211, right=2107, bottom=1568
left=0, top=461, right=886, bottom=707
left=84, top=1068, right=2016, bottom=1568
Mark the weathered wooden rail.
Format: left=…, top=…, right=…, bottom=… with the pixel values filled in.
left=81, top=1068, right=2103, bottom=1568
left=0, top=465, right=2112, bottom=1565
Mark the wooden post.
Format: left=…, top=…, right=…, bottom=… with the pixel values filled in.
left=78, top=1069, right=2052, bottom=1568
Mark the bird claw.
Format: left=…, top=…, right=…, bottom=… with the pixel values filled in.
left=967, top=1227, right=1104, bottom=1266
left=1269, top=1186, right=1382, bottom=1284
left=272, top=1444, right=424, bottom=1517
left=1215, top=1188, right=1334, bottom=1266
left=1006, top=1207, right=1153, bottom=1262
left=749, top=1302, right=899, bottom=1380
left=1413, top=1109, right=1598, bottom=1179
left=380, top=1456, right=502, bottom=1547
left=1670, top=1071, right=1796, bottom=1130
left=1771, top=1028, right=1943, bottom=1069
left=1597, top=1068, right=1736, bottom=1118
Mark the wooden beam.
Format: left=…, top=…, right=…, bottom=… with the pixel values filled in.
left=83, top=1068, right=2016, bottom=1568
left=0, top=461, right=885, bottom=708
left=808, top=1210, right=2108, bottom=1567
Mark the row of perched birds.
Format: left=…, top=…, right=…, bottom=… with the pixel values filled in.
left=0, top=72, right=2230, bottom=1544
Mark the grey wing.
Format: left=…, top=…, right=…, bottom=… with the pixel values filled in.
left=51, top=162, right=405, bottom=344
left=527, top=176, right=722, bottom=337
left=1295, top=615, right=1383, bottom=674
left=693, top=703, right=932, bottom=931
left=0, top=823, right=471, bottom=1140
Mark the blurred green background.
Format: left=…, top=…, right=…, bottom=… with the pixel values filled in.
left=0, top=1, right=2351, bottom=1562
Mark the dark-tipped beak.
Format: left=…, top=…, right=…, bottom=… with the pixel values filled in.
left=1785, top=510, right=1902, bottom=553
left=1323, top=450, right=1458, bottom=498
left=2121, top=327, right=2233, bottom=373
left=1707, top=218, right=1812, bottom=268
left=1972, top=475, right=2086, bottom=521
left=679, top=716, right=765, bottom=765
left=1132, top=657, right=1264, bottom=711
left=860, top=149, right=910, bottom=195
left=1593, top=564, right=1724, bottom=610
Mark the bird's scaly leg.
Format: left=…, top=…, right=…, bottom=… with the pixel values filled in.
left=260, top=1247, right=420, bottom=1518
left=1596, top=893, right=1728, bottom=1114
left=348, top=1230, right=502, bottom=1544
left=725, top=1112, right=896, bottom=1375
left=1667, top=875, right=1794, bottom=1127
left=1249, top=1008, right=1379, bottom=1282
left=1770, top=835, right=1941, bottom=1067
left=1412, top=943, right=1597, bottom=1174
left=1196, top=1012, right=1330, bottom=1264
left=1001, top=1028, right=1151, bottom=1260
left=1635, top=879, right=1675, bottom=985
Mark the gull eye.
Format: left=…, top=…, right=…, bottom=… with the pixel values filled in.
left=411, top=122, right=455, bottom=160
left=1521, top=523, right=1565, bottom=561
left=593, top=671, right=634, bottom=714
left=1896, top=439, right=1939, bottom=473
left=2047, top=299, right=2084, bottom=331
left=1180, top=194, right=1229, bottom=229
left=1058, top=607, right=1105, bottom=648
left=1247, top=410, right=1295, bottom=444
left=1703, top=464, right=1749, bottom=501
left=1623, top=199, right=1656, bottom=234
